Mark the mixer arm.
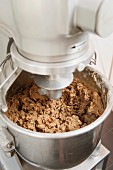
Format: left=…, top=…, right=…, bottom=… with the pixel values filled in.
left=0, top=56, right=22, bottom=112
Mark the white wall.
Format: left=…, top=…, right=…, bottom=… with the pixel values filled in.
left=109, top=56, right=113, bottom=84
left=0, top=32, right=8, bottom=63
left=91, top=34, right=113, bottom=85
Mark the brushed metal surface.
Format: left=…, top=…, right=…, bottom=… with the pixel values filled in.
left=19, top=145, right=110, bottom=170
left=0, top=66, right=113, bottom=169
left=0, top=144, right=110, bottom=170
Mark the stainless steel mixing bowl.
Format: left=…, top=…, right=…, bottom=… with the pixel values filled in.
left=0, top=66, right=113, bottom=169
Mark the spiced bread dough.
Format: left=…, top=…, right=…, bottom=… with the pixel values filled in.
left=5, top=78, right=104, bottom=133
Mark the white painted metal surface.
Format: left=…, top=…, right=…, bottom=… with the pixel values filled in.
left=76, top=0, right=113, bottom=37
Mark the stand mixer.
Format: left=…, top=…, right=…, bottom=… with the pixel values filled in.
left=0, top=0, right=113, bottom=169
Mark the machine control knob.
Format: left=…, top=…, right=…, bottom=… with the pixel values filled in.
left=76, top=0, right=113, bottom=37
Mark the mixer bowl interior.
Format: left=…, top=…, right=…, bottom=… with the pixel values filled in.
left=0, top=66, right=113, bottom=169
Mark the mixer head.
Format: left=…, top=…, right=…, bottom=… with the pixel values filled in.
left=10, top=38, right=94, bottom=99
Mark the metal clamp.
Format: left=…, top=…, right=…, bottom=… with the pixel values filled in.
left=0, top=124, right=23, bottom=170
left=0, top=126, right=15, bottom=157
